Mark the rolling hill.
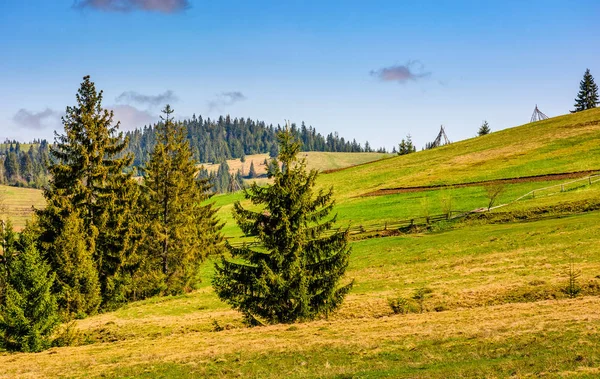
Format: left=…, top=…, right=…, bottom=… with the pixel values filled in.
left=2, top=109, right=600, bottom=378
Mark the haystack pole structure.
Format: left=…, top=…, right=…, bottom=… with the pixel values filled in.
left=430, top=125, right=451, bottom=148
left=530, top=105, right=549, bottom=123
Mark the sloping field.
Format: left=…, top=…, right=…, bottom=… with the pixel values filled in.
left=1, top=212, right=600, bottom=378
left=318, top=108, right=600, bottom=199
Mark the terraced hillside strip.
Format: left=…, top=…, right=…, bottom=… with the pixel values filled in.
left=362, top=169, right=600, bottom=196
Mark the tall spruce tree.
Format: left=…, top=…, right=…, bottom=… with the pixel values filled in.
left=0, top=224, right=59, bottom=352
left=141, top=105, right=223, bottom=296
left=213, top=127, right=353, bottom=325
left=37, top=75, right=141, bottom=310
left=478, top=121, right=491, bottom=136
left=572, top=69, right=599, bottom=113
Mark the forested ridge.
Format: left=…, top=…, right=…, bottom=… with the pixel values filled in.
left=124, top=115, right=386, bottom=167
left=1, top=116, right=383, bottom=190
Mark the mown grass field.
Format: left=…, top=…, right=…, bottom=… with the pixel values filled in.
left=2, top=109, right=600, bottom=377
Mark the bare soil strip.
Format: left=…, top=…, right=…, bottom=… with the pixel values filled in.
left=361, top=169, right=600, bottom=197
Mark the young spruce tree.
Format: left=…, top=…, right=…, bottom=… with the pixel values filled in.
left=572, top=69, right=599, bottom=113
left=213, top=127, right=353, bottom=325
left=37, top=75, right=141, bottom=310
left=478, top=121, right=491, bottom=136
left=0, top=224, right=59, bottom=352
left=141, top=105, right=223, bottom=296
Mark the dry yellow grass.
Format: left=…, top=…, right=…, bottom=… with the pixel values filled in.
left=0, top=297, right=598, bottom=378
left=0, top=185, right=45, bottom=230
left=201, top=152, right=390, bottom=177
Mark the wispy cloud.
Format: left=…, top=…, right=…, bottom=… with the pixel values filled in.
left=370, top=60, right=431, bottom=84
left=73, top=0, right=191, bottom=14
left=207, top=91, right=247, bottom=112
left=115, top=90, right=178, bottom=108
left=110, top=105, right=158, bottom=131
left=12, top=108, right=60, bottom=130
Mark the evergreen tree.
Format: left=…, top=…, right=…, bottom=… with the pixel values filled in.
left=141, top=105, right=223, bottom=296
left=398, top=134, right=416, bottom=155
left=213, top=127, right=353, bottom=325
left=478, top=121, right=491, bottom=136
left=0, top=225, right=59, bottom=352
left=248, top=161, right=257, bottom=179
left=3, top=152, right=19, bottom=183
left=48, top=212, right=101, bottom=318
left=572, top=69, right=599, bottom=113
left=36, top=75, right=140, bottom=308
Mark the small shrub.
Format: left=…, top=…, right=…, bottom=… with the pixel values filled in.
left=412, top=286, right=433, bottom=313
left=388, top=296, right=412, bottom=315
left=564, top=257, right=581, bottom=299
left=52, top=322, right=82, bottom=348
left=211, top=319, right=224, bottom=332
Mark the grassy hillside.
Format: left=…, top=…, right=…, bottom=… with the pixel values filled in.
left=318, top=108, right=600, bottom=199
left=1, top=212, right=599, bottom=377
left=212, top=108, right=600, bottom=242
left=0, top=185, right=45, bottom=230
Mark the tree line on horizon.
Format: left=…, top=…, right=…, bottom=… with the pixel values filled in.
left=123, top=115, right=387, bottom=168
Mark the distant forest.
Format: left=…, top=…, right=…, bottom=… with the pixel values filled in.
left=124, top=115, right=386, bottom=167
left=1, top=116, right=384, bottom=190
left=0, top=140, right=50, bottom=188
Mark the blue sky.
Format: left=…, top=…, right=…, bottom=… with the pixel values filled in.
left=1, top=0, right=599, bottom=150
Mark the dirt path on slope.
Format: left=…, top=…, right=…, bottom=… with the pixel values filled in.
left=361, top=169, right=600, bottom=197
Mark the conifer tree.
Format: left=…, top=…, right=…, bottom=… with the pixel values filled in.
left=49, top=212, right=101, bottom=317
left=572, top=69, right=599, bottom=113
left=36, top=75, right=140, bottom=309
left=398, top=134, right=416, bottom=155
left=141, top=105, right=223, bottom=296
left=248, top=161, right=257, bottom=179
left=478, top=121, right=491, bottom=136
left=0, top=225, right=59, bottom=352
left=213, top=127, right=353, bottom=325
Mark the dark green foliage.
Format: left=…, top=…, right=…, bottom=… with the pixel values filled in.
left=201, top=161, right=244, bottom=194
left=248, top=161, right=257, bottom=179
left=36, top=75, right=141, bottom=310
left=478, top=121, right=491, bottom=136
left=140, top=105, right=224, bottom=296
left=572, top=69, right=599, bottom=113
left=124, top=118, right=380, bottom=168
left=213, top=127, right=353, bottom=325
left=0, top=223, right=59, bottom=352
left=0, top=140, right=50, bottom=188
left=398, top=135, right=416, bottom=155
left=47, top=212, right=101, bottom=318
